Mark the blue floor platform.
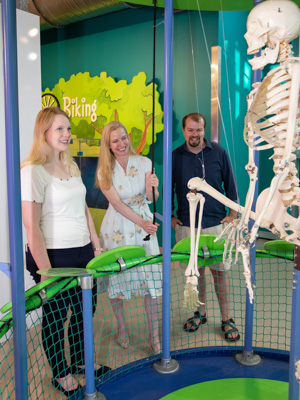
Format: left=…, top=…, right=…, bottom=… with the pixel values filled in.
left=96, top=348, right=290, bottom=400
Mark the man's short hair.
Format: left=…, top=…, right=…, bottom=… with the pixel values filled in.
left=182, top=113, right=206, bottom=129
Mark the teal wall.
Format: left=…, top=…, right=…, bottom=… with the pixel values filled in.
left=219, top=11, right=252, bottom=206
left=219, top=11, right=276, bottom=208
left=41, top=7, right=260, bottom=246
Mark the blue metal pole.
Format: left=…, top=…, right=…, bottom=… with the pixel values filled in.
left=161, top=0, right=173, bottom=362
left=235, top=1, right=262, bottom=367
left=243, top=0, right=262, bottom=355
left=1, top=1, right=28, bottom=399
left=289, top=253, right=300, bottom=400
left=81, top=276, right=97, bottom=395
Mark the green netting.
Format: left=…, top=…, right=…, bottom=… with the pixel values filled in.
left=0, top=244, right=294, bottom=399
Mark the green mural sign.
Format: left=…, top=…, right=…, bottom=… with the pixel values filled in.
left=42, top=71, right=164, bottom=155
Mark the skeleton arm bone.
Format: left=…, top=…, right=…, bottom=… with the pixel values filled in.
left=194, top=194, right=205, bottom=273
left=237, top=145, right=258, bottom=233
left=185, top=192, right=200, bottom=277
left=239, top=166, right=257, bottom=230
left=183, top=193, right=205, bottom=310
left=188, top=177, right=273, bottom=232
left=238, top=244, right=254, bottom=304
left=217, top=155, right=254, bottom=267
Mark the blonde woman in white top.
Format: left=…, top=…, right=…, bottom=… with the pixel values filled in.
left=21, top=107, right=110, bottom=397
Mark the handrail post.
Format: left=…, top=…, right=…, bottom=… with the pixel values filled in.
left=288, top=246, right=300, bottom=400
left=235, top=0, right=262, bottom=367
left=1, top=0, right=28, bottom=398
left=153, top=0, right=179, bottom=374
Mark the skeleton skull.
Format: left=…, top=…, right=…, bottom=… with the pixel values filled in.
left=244, top=0, right=300, bottom=70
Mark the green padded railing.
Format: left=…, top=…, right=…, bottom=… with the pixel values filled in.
left=0, top=237, right=294, bottom=399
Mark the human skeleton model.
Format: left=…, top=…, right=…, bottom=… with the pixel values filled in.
left=184, top=0, right=300, bottom=305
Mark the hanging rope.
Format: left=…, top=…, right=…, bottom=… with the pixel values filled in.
left=190, top=1, right=240, bottom=204
left=144, top=0, right=157, bottom=241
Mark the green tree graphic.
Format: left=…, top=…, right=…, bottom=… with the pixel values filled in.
left=42, top=72, right=163, bottom=155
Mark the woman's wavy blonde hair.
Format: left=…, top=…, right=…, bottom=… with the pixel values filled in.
left=21, top=107, right=80, bottom=176
left=96, top=121, right=136, bottom=190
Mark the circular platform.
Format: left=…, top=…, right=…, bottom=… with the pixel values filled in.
left=99, top=351, right=290, bottom=400
left=159, top=378, right=289, bottom=400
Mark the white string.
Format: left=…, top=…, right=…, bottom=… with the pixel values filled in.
left=188, top=9, right=200, bottom=115
left=219, top=7, right=238, bottom=183
left=187, top=8, right=206, bottom=179
left=191, top=0, right=240, bottom=204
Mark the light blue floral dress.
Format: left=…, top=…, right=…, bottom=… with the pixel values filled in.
left=100, top=155, right=162, bottom=300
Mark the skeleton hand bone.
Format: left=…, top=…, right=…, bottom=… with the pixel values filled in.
left=215, top=219, right=240, bottom=268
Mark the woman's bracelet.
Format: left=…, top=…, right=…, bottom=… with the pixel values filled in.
left=94, top=247, right=103, bottom=252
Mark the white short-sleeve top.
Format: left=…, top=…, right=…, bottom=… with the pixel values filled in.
left=21, top=164, right=90, bottom=249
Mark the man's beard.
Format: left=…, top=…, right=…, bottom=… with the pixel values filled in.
left=189, top=137, right=201, bottom=147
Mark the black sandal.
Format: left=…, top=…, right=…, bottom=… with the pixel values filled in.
left=221, top=318, right=240, bottom=342
left=183, top=311, right=207, bottom=332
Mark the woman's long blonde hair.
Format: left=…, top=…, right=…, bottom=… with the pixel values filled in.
left=21, top=107, right=80, bottom=177
left=96, top=121, right=136, bottom=190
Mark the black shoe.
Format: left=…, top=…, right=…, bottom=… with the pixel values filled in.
left=183, top=311, right=207, bottom=332
left=70, top=364, right=111, bottom=378
left=52, top=378, right=83, bottom=399
left=221, top=318, right=240, bottom=342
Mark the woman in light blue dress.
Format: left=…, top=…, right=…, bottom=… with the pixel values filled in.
left=96, top=121, right=162, bottom=354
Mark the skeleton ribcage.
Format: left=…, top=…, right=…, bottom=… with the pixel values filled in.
left=244, top=64, right=300, bottom=206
